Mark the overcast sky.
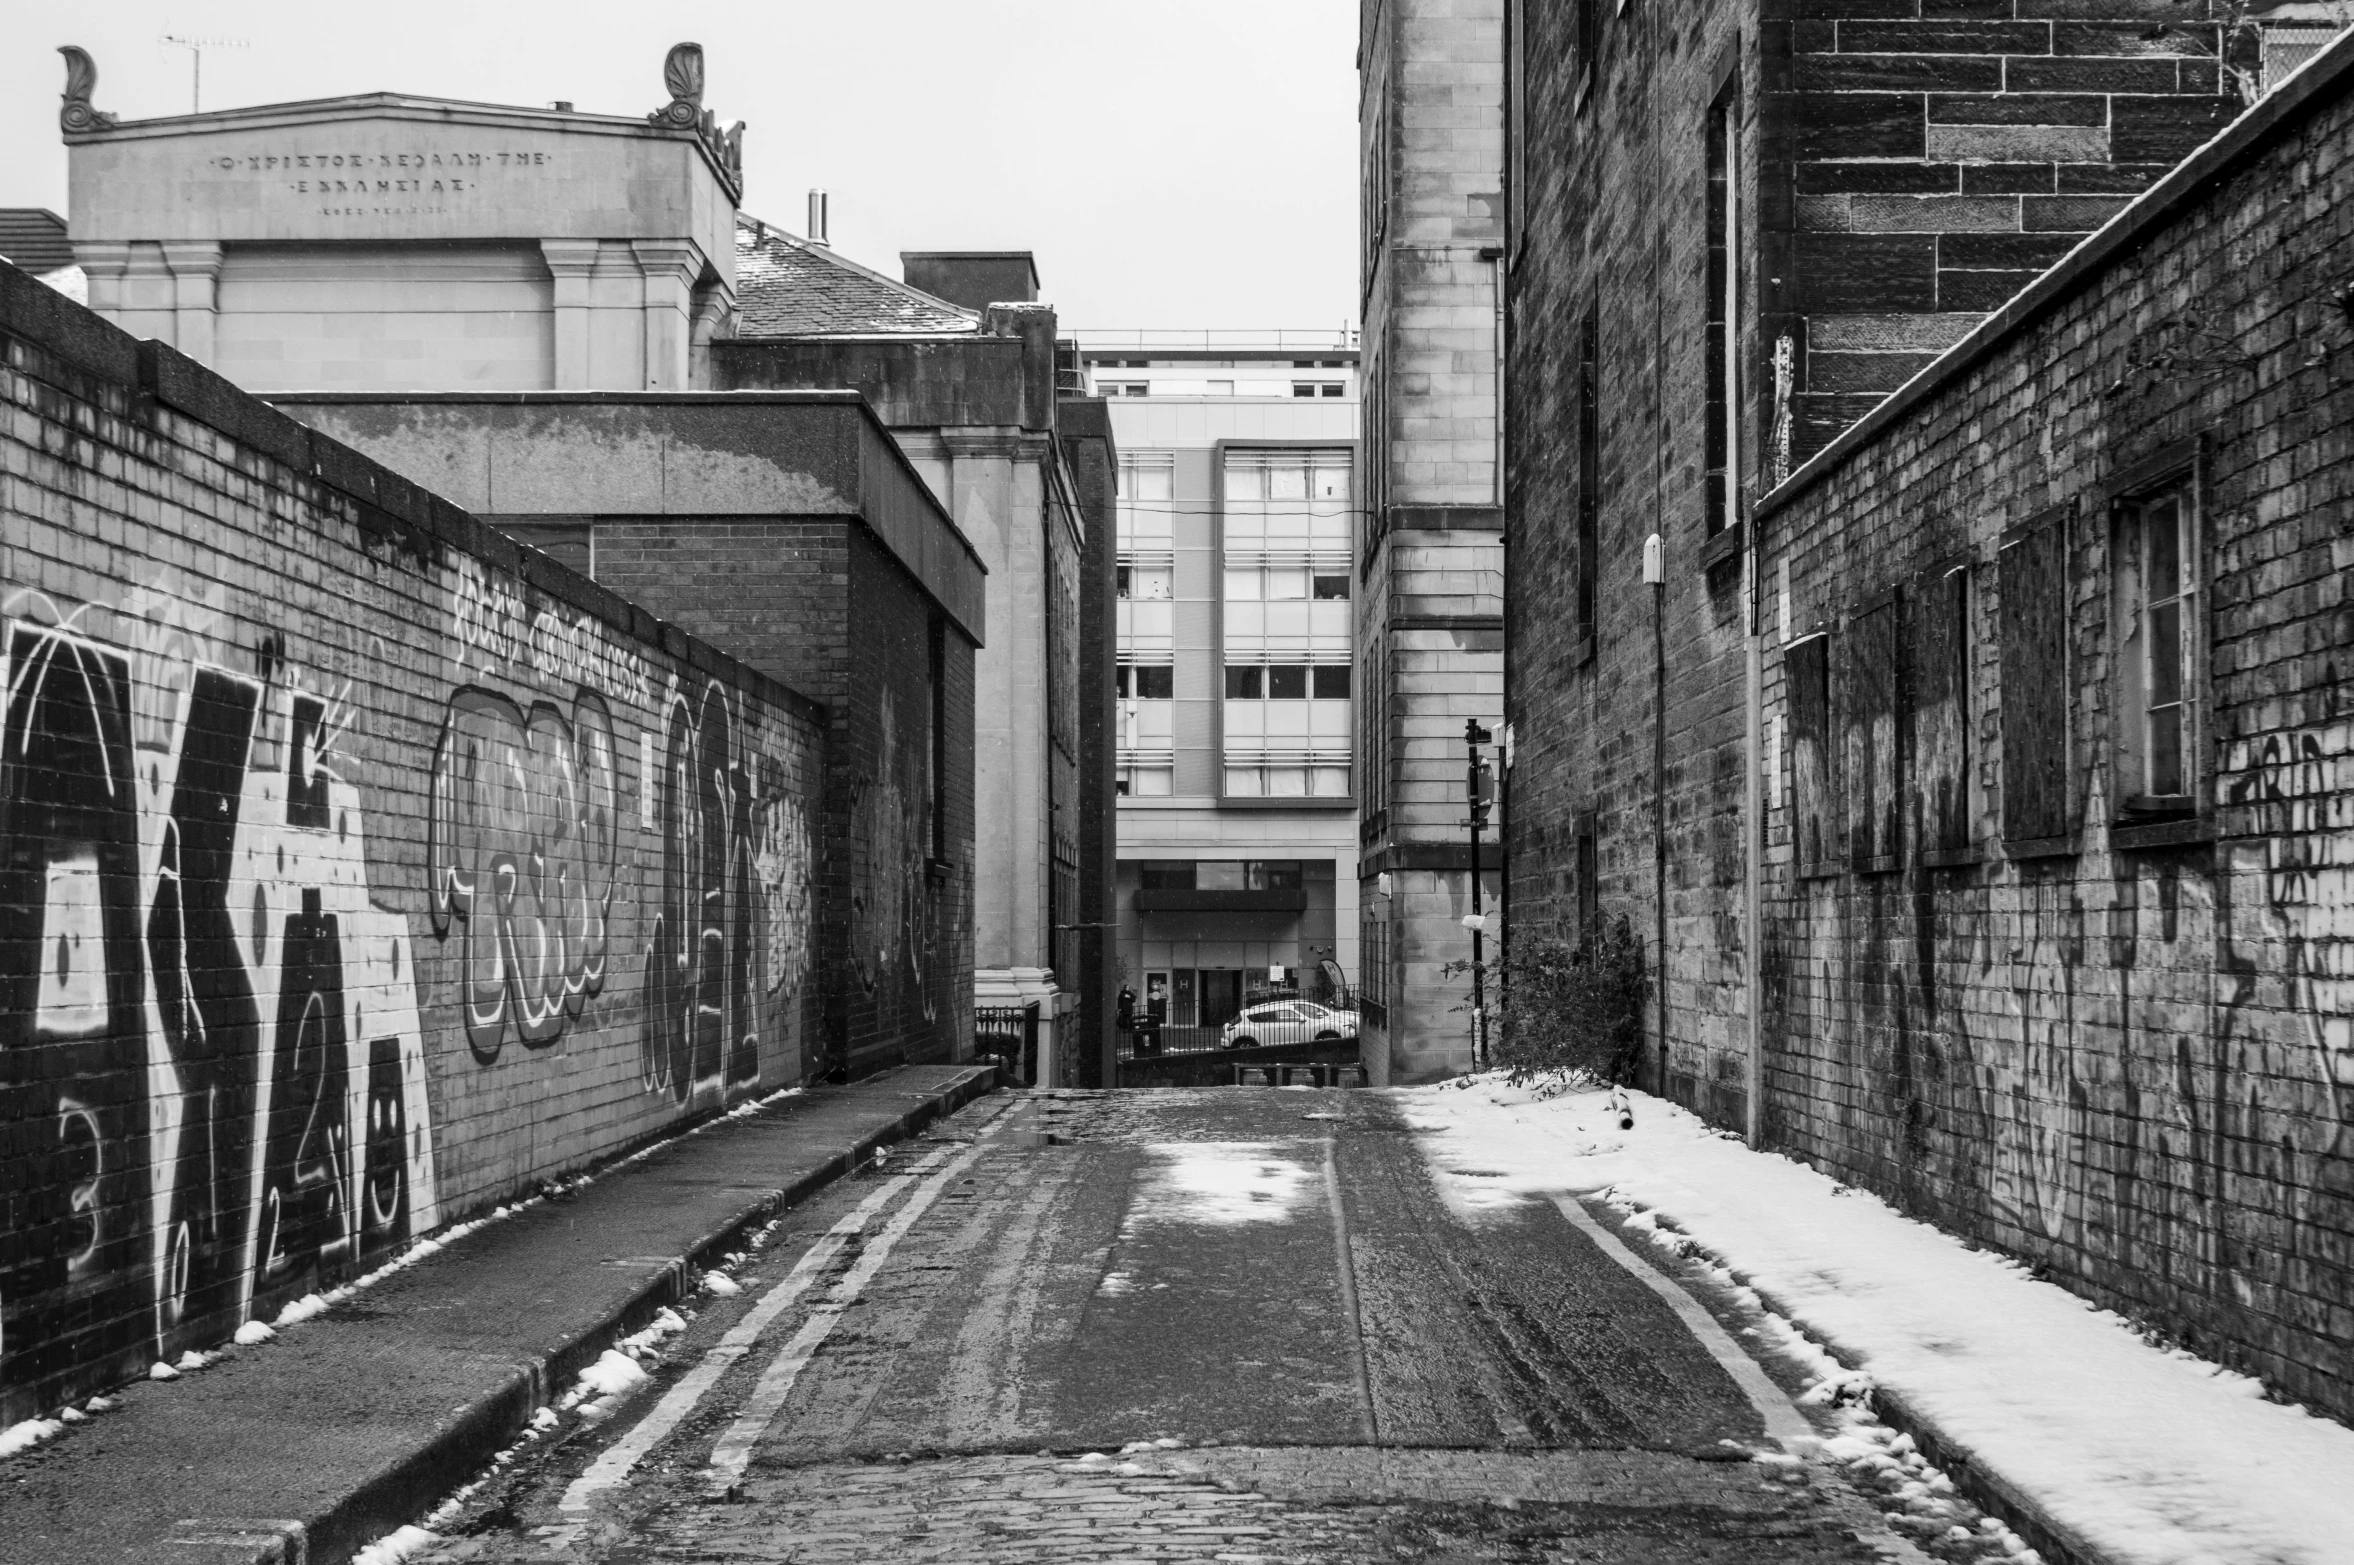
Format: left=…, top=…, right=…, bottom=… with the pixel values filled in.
left=1, top=0, right=1360, bottom=334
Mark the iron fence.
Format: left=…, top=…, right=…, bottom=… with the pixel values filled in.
left=975, top=1002, right=1038, bottom=1086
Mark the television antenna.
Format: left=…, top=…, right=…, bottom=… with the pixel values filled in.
left=159, top=33, right=247, bottom=114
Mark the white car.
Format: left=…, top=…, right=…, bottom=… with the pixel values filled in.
left=1221, top=1000, right=1361, bottom=1050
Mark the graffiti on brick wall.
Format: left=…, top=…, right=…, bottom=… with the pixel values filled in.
left=640, top=675, right=809, bottom=1102
left=849, top=687, right=940, bottom=1020
left=0, top=585, right=438, bottom=1415
left=428, top=687, right=621, bottom=1059
left=440, top=561, right=814, bottom=1104
left=2228, top=723, right=2354, bottom=1215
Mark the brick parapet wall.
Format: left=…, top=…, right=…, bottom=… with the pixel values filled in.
left=1749, top=40, right=2354, bottom=1421
left=0, top=259, right=828, bottom=1425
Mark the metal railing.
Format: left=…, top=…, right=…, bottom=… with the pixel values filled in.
left=975, top=1002, right=1039, bottom=1086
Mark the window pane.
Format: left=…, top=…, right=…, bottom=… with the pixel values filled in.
left=1267, top=568, right=1311, bottom=601
left=2149, top=601, right=2181, bottom=707
left=1268, top=665, right=1308, bottom=700
left=2150, top=707, right=2183, bottom=796
left=1141, top=861, right=1195, bottom=890
left=1268, top=767, right=1309, bottom=796
left=1313, top=666, right=1351, bottom=699
left=1224, top=665, right=1263, bottom=699
left=1313, top=573, right=1350, bottom=600
left=1133, top=767, right=1171, bottom=797
left=2147, top=497, right=2181, bottom=601
left=1116, top=566, right=1131, bottom=599
left=1136, top=665, right=1174, bottom=700
left=1250, top=860, right=1304, bottom=890
left=1225, top=767, right=1263, bottom=796
left=1199, top=862, right=1245, bottom=890
left=1224, top=569, right=1262, bottom=601
left=1312, top=765, right=1351, bottom=797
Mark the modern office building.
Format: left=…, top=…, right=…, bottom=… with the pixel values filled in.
left=1082, top=343, right=1360, bottom=1038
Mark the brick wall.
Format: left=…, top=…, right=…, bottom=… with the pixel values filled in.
left=1748, top=40, right=2354, bottom=1422
left=0, top=262, right=827, bottom=1427
left=1506, top=0, right=2243, bottom=1123
left=592, top=520, right=975, bottom=1081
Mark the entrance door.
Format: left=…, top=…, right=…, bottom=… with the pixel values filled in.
left=1199, top=969, right=1243, bottom=1030
left=1171, top=969, right=1197, bottom=1028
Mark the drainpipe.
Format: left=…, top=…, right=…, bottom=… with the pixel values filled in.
left=1644, top=532, right=1667, bottom=1094
left=1744, top=520, right=1765, bottom=1148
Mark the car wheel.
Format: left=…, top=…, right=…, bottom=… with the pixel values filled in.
left=1315, top=1030, right=1340, bottom=1041
left=1231, top=1035, right=1258, bottom=1050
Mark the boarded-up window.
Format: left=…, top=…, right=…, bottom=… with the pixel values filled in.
left=1787, top=632, right=1835, bottom=872
left=1844, top=594, right=1901, bottom=869
left=1912, top=564, right=1972, bottom=855
left=2000, top=507, right=2072, bottom=842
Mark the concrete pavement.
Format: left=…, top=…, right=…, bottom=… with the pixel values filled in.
left=0, top=1065, right=997, bottom=1565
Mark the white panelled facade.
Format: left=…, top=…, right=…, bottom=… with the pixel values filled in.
left=1220, top=450, right=1353, bottom=798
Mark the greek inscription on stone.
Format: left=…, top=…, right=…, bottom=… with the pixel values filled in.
left=202, top=148, right=551, bottom=210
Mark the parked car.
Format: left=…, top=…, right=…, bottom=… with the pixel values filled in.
left=1221, top=1000, right=1361, bottom=1050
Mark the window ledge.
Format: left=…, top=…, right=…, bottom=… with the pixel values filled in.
left=1797, top=860, right=1845, bottom=882
left=927, top=858, right=955, bottom=883
left=2112, top=816, right=2216, bottom=852
left=1921, top=844, right=1985, bottom=868
left=1853, top=853, right=1903, bottom=876
left=1699, top=522, right=1744, bottom=574
left=2004, top=832, right=2081, bottom=861
left=1572, top=634, right=1595, bottom=670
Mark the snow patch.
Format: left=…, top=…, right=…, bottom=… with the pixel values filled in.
left=233, top=1320, right=276, bottom=1347
left=350, top=1523, right=440, bottom=1565
left=1123, top=1143, right=1314, bottom=1229
left=0, top=1417, right=64, bottom=1459
left=1400, top=1076, right=2354, bottom=1565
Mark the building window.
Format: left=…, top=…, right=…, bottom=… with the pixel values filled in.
left=1705, top=80, right=1739, bottom=539
left=1912, top=561, right=1974, bottom=856
left=1507, top=0, right=1526, bottom=260
left=1365, top=94, right=1391, bottom=286
left=1222, top=449, right=1354, bottom=799
left=1575, top=818, right=1599, bottom=938
left=1099, top=381, right=1148, bottom=397
left=1843, top=593, right=1900, bottom=871
left=1788, top=631, right=1836, bottom=873
left=2114, top=471, right=2202, bottom=812
left=1577, top=301, right=1600, bottom=643
left=2000, top=504, right=2073, bottom=845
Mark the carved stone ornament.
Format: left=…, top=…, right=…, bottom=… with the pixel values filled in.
left=647, top=42, right=705, bottom=128
left=59, top=45, right=118, bottom=133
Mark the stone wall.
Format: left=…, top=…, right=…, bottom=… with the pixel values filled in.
left=0, top=262, right=826, bottom=1427
left=1761, top=0, right=2239, bottom=469
left=1750, top=38, right=2354, bottom=1423
left=1359, top=0, right=1509, bottom=1082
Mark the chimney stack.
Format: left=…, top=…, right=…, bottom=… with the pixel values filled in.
left=807, top=189, right=829, bottom=246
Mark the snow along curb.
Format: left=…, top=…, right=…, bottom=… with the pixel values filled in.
left=235, top=1064, right=998, bottom=1565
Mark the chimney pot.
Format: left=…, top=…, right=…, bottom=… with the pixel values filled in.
left=807, top=189, right=829, bottom=247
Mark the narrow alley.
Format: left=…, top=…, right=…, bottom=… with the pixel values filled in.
left=408, top=1089, right=1903, bottom=1564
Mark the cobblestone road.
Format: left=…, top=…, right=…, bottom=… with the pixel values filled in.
left=406, top=1090, right=1949, bottom=1563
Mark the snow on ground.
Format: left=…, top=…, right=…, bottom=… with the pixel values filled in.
left=1398, top=1077, right=2354, bottom=1565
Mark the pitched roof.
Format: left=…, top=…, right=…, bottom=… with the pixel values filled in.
left=0, top=209, right=73, bottom=273
left=733, top=215, right=979, bottom=338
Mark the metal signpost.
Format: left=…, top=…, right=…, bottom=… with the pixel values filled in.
left=1464, top=719, right=1495, bottom=1069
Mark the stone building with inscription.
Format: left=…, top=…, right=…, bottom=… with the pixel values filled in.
left=54, top=42, right=1111, bottom=1078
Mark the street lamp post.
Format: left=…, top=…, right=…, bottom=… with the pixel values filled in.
left=1464, top=719, right=1495, bottom=1069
